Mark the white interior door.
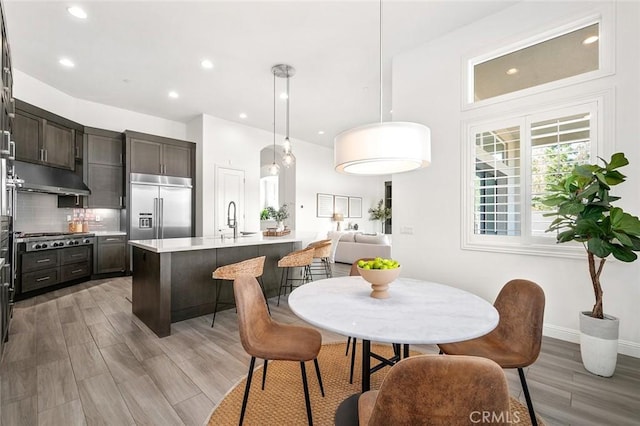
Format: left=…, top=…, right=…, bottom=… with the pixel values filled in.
left=216, top=167, right=245, bottom=235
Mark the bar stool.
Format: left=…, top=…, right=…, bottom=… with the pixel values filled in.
left=277, top=246, right=315, bottom=306
left=211, top=256, right=268, bottom=327
left=307, top=239, right=333, bottom=280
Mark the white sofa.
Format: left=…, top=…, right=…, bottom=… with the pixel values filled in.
left=327, top=231, right=391, bottom=264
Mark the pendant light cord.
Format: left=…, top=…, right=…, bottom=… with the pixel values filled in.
left=379, top=0, right=383, bottom=123
left=286, top=69, right=290, bottom=140
left=273, top=70, right=276, bottom=163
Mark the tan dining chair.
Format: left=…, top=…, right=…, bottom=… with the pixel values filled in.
left=356, top=354, right=510, bottom=425
left=438, top=279, right=545, bottom=426
left=234, top=275, right=325, bottom=426
left=307, top=239, right=333, bottom=280
left=211, top=256, right=268, bottom=327
left=277, top=246, right=315, bottom=305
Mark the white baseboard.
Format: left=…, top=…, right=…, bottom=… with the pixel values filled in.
left=544, top=324, right=640, bottom=358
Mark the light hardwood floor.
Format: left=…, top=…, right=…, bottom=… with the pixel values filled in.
left=1, top=264, right=639, bottom=425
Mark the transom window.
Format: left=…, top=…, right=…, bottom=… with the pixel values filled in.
left=466, top=19, right=607, bottom=104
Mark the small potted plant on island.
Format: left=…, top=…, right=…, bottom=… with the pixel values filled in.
left=267, top=204, right=289, bottom=231
left=540, top=152, right=640, bottom=376
left=368, top=199, right=391, bottom=234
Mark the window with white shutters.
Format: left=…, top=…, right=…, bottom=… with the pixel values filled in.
left=464, top=100, right=600, bottom=254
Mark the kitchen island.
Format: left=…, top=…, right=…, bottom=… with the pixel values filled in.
left=129, top=232, right=316, bottom=337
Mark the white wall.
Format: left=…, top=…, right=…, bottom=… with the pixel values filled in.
left=14, top=70, right=186, bottom=139
left=392, top=1, right=640, bottom=355
left=187, top=114, right=387, bottom=238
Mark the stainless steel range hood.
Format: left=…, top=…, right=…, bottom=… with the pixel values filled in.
left=14, top=161, right=91, bottom=196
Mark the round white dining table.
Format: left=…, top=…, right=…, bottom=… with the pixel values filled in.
left=288, top=276, right=499, bottom=392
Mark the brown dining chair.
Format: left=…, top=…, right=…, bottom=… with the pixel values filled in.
left=438, top=279, right=545, bottom=426
left=211, top=256, right=268, bottom=327
left=233, top=275, right=325, bottom=426
left=277, top=246, right=315, bottom=305
left=356, top=354, right=511, bottom=426
left=307, top=239, right=333, bottom=280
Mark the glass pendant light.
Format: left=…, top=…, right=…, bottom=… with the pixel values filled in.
left=272, top=64, right=296, bottom=168
left=269, top=69, right=280, bottom=176
left=334, top=0, right=431, bottom=175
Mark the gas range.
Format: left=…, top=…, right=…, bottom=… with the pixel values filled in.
left=16, top=232, right=95, bottom=252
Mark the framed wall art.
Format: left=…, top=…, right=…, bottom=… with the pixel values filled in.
left=348, top=197, right=362, bottom=218
left=316, top=193, right=334, bottom=217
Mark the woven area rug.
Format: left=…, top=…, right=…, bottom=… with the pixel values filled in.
left=207, top=342, right=544, bottom=425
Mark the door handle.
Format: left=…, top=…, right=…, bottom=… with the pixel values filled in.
left=153, top=198, right=159, bottom=239
left=160, top=198, right=164, bottom=238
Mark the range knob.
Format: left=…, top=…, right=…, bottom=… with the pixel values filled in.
left=32, top=243, right=41, bottom=250
left=67, top=241, right=74, bottom=246
left=74, top=241, right=79, bottom=245
left=41, top=243, right=48, bottom=248
left=83, top=239, right=91, bottom=244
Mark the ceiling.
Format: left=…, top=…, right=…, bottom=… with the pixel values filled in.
left=4, top=1, right=517, bottom=147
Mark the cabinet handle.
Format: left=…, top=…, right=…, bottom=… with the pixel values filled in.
left=71, top=253, right=83, bottom=257
left=120, top=153, right=123, bottom=165
left=75, top=146, right=79, bottom=158
left=36, top=276, right=51, bottom=282
left=8, top=139, right=14, bottom=160
left=44, top=150, right=48, bottom=162
left=36, top=258, right=51, bottom=263
left=75, top=195, right=80, bottom=206
left=119, top=196, right=123, bottom=208
left=71, top=269, right=83, bottom=274
left=105, top=238, right=120, bottom=242
left=39, top=149, right=44, bottom=161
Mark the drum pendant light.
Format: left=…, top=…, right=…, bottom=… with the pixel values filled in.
left=334, top=0, right=431, bottom=175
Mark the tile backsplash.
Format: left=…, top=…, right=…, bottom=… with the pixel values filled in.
left=15, top=192, right=121, bottom=233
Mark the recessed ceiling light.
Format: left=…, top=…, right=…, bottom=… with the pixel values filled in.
left=583, top=35, right=599, bottom=45
left=318, top=131, right=325, bottom=135
left=67, top=6, right=87, bottom=19
left=59, top=58, right=75, bottom=68
left=168, top=91, right=179, bottom=99
left=239, top=113, right=247, bottom=119
left=279, top=92, right=288, bottom=100
left=201, top=59, right=213, bottom=69
left=506, top=68, right=519, bottom=75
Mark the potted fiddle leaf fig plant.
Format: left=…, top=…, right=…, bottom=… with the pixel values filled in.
left=540, top=152, right=640, bottom=376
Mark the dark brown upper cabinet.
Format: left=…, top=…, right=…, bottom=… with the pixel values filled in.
left=127, top=131, right=193, bottom=178
left=14, top=100, right=81, bottom=171
left=85, top=129, right=124, bottom=209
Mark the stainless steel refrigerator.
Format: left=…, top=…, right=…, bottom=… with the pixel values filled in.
left=130, top=173, right=193, bottom=240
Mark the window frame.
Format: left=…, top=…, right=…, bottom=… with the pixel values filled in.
left=462, top=9, right=615, bottom=110
left=461, top=93, right=611, bottom=259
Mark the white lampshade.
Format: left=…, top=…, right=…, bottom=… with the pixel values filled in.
left=334, top=122, right=431, bottom=175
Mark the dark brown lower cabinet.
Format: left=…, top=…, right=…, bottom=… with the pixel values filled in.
left=96, top=235, right=126, bottom=274
left=19, top=246, right=91, bottom=295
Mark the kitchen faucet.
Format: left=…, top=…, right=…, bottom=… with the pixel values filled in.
left=227, top=201, right=237, bottom=239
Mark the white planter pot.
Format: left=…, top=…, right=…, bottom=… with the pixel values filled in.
left=579, top=311, right=619, bottom=377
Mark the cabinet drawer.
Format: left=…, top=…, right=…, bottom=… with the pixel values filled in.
left=98, top=235, right=126, bottom=244
left=22, top=268, right=59, bottom=292
left=61, top=262, right=90, bottom=281
left=61, top=246, right=90, bottom=265
left=21, top=251, right=60, bottom=272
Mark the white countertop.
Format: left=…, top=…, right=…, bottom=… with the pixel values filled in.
left=92, top=231, right=127, bottom=236
left=288, top=276, right=499, bottom=345
left=128, top=231, right=317, bottom=253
